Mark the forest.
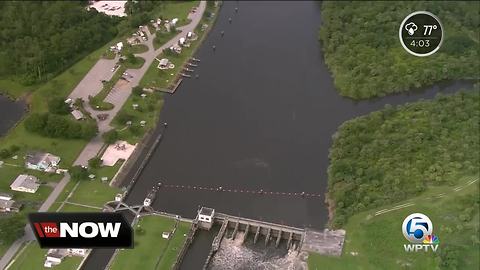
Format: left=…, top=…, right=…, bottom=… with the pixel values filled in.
left=0, top=1, right=118, bottom=85
left=327, top=88, right=479, bottom=227
left=319, top=1, right=479, bottom=99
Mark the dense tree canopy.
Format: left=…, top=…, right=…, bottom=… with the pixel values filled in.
left=24, top=113, right=97, bottom=140
left=0, top=1, right=118, bottom=84
left=328, top=89, right=479, bottom=227
left=319, top=1, right=480, bottom=99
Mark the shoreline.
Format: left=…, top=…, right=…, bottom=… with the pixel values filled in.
left=115, top=2, right=222, bottom=190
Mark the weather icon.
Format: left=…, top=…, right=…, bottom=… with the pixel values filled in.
left=405, top=22, right=418, bottom=35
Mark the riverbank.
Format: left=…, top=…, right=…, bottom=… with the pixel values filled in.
left=0, top=1, right=209, bottom=268
left=310, top=175, right=479, bottom=270
left=114, top=1, right=221, bottom=189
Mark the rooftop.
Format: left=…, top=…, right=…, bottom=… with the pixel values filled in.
left=199, top=207, right=214, bottom=216
left=26, top=152, right=60, bottom=166
left=0, top=198, right=14, bottom=209
left=10, top=174, right=40, bottom=191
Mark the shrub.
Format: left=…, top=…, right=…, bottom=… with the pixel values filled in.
left=70, top=165, right=89, bottom=181
left=103, top=130, right=119, bottom=144
left=48, top=97, right=70, bottom=115
left=88, top=157, right=103, bottom=169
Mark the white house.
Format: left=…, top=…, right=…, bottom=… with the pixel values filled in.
left=156, top=58, right=174, bottom=70
left=44, top=249, right=87, bottom=268
left=10, top=174, right=40, bottom=193
left=198, top=207, right=214, bottom=223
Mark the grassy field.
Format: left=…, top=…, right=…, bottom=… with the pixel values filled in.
left=112, top=91, right=164, bottom=143
left=0, top=79, right=38, bottom=99
left=7, top=242, right=82, bottom=270
left=129, top=44, right=149, bottom=54
left=110, top=215, right=190, bottom=270
left=308, top=175, right=479, bottom=270
left=124, top=56, right=145, bottom=69
left=67, top=164, right=122, bottom=207
left=151, top=1, right=198, bottom=27
left=155, top=221, right=191, bottom=270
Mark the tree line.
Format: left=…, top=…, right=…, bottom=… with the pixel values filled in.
left=319, top=1, right=479, bottom=99
left=327, top=88, right=479, bottom=227
left=0, top=1, right=119, bottom=84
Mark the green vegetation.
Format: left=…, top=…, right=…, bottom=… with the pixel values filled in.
left=309, top=175, right=479, bottom=270
left=47, top=97, right=70, bottom=115
left=124, top=0, right=198, bottom=30
left=0, top=1, right=118, bottom=86
left=0, top=215, right=24, bottom=252
left=24, top=113, right=97, bottom=140
left=153, top=30, right=179, bottom=50
left=156, top=221, right=191, bottom=270
left=328, top=89, right=479, bottom=227
left=111, top=216, right=190, bottom=270
left=123, top=54, right=145, bottom=69
left=8, top=242, right=82, bottom=270
left=103, top=129, right=120, bottom=144
left=112, top=90, right=164, bottom=143
left=319, top=1, right=480, bottom=99
left=128, top=44, right=149, bottom=54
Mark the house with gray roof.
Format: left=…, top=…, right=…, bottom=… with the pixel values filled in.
left=25, top=152, right=61, bottom=172
left=10, top=174, right=40, bottom=193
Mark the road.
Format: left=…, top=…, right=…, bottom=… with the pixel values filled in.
left=0, top=2, right=206, bottom=269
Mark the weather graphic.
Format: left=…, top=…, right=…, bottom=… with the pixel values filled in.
left=423, top=235, right=440, bottom=244
left=404, top=22, right=418, bottom=35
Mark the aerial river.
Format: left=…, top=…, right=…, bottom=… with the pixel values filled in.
left=83, top=1, right=473, bottom=269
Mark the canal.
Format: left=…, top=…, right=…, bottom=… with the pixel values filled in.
left=83, top=1, right=473, bottom=269
left=0, top=95, right=26, bottom=137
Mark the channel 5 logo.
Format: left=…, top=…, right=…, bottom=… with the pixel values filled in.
left=402, top=213, right=439, bottom=252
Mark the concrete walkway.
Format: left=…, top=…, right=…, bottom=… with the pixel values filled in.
left=0, top=2, right=206, bottom=269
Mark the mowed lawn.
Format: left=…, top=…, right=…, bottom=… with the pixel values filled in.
left=111, top=216, right=191, bottom=270
left=8, top=242, right=81, bottom=270
left=308, top=175, right=480, bottom=270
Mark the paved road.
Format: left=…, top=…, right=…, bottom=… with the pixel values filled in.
left=0, top=2, right=206, bottom=269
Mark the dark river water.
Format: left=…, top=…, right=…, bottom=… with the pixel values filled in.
left=82, top=1, right=474, bottom=269
left=0, top=95, right=25, bottom=136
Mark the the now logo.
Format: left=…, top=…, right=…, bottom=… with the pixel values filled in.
left=33, top=222, right=121, bottom=238
left=29, top=213, right=132, bottom=248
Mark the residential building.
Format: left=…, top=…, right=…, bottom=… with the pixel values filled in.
left=10, top=174, right=40, bottom=193
left=44, top=248, right=87, bottom=268
left=25, top=152, right=61, bottom=172
left=0, top=197, right=21, bottom=212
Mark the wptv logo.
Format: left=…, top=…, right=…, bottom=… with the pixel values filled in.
left=29, top=213, right=132, bottom=248
left=402, top=213, right=439, bottom=252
